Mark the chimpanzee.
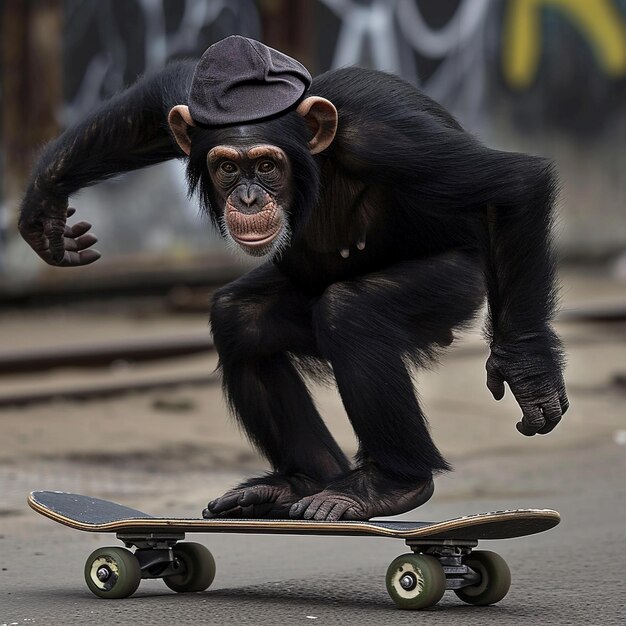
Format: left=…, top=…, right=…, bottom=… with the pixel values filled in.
left=19, top=36, right=568, bottom=521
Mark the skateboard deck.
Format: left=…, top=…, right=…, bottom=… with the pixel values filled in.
left=29, top=490, right=559, bottom=539
left=28, top=491, right=560, bottom=608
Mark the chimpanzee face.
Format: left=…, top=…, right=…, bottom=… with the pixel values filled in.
left=207, top=144, right=293, bottom=257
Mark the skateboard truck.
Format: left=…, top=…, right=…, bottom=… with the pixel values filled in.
left=118, top=532, right=186, bottom=580
left=405, top=539, right=481, bottom=591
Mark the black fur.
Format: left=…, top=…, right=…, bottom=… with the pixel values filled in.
left=20, top=63, right=568, bottom=518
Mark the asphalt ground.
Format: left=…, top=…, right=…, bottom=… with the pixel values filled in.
left=2, top=437, right=625, bottom=625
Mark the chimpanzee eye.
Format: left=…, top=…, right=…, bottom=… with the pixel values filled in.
left=257, top=160, right=276, bottom=174
left=220, top=161, right=238, bottom=174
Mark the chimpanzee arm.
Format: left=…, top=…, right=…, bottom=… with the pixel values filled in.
left=336, top=110, right=568, bottom=435
left=480, top=158, right=568, bottom=437
left=19, top=60, right=195, bottom=266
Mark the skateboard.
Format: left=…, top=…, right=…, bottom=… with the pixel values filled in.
left=28, top=490, right=560, bottom=609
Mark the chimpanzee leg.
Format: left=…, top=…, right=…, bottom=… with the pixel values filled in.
left=291, top=251, right=485, bottom=520
left=205, top=262, right=350, bottom=518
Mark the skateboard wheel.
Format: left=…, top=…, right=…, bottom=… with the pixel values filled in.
left=386, top=553, right=446, bottom=610
left=454, top=550, right=511, bottom=606
left=84, top=547, right=141, bottom=599
left=163, top=542, right=216, bottom=593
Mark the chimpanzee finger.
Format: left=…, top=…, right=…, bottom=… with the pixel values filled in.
left=74, top=233, right=98, bottom=251
left=516, top=420, right=537, bottom=436
left=290, top=496, right=313, bottom=518
left=516, top=406, right=545, bottom=436
left=59, top=249, right=101, bottom=266
left=202, top=506, right=233, bottom=519
left=303, top=497, right=326, bottom=520
left=238, top=486, right=274, bottom=506
left=202, top=498, right=243, bottom=519
left=537, top=419, right=560, bottom=435
left=63, top=233, right=97, bottom=253
left=205, top=505, right=244, bottom=518
left=79, top=249, right=101, bottom=265
left=327, top=501, right=352, bottom=521
left=67, top=207, right=77, bottom=218
left=559, top=392, right=570, bottom=415
left=486, top=368, right=505, bottom=401
left=537, top=396, right=562, bottom=434
left=207, top=492, right=243, bottom=513
left=313, top=499, right=336, bottom=521
left=65, top=220, right=93, bottom=238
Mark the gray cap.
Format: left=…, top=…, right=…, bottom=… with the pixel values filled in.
left=188, top=35, right=312, bottom=126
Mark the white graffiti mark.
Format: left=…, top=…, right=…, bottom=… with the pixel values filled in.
left=325, top=0, right=402, bottom=73
left=396, top=0, right=491, bottom=58
left=62, top=0, right=260, bottom=125
left=137, top=0, right=238, bottom=71
left=412, top=0, right=493, bottom=132
left=318, top=0, right=494, bottom=131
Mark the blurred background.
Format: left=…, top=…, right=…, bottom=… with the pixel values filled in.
left=0, top=0, right=625, bottom=522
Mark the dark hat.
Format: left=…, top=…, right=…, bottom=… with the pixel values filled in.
left=188, top=35, right=311, bottom=126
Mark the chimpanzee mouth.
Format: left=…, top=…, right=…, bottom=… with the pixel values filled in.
left=224, top=202, right=291, bottom=257
left=230, top=225, right=281, bottom=256
left=231, top=227, right=281, bottom=249
left=225, top=201, right=284, bottom=253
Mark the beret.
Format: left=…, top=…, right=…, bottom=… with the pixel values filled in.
left=188, top=35, right=312, bottom=127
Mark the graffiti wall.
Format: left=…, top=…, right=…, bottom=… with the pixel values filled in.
left=313, top=0, right=626, bottom=135
left=3, top=0, right=625, bottom=283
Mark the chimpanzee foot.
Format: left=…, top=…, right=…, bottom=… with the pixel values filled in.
left=289, top=464, right=434, bottom=521
left=203, top=472, right=325, bottom=519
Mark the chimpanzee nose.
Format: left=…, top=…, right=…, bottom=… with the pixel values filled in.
left=237, top=186, right=260, bottom=213
left=242, top=190, right=256, bottom=206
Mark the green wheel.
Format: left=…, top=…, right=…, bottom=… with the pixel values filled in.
left=386, top=553, right=446, bottom=610
left=84, top=547, right=141, bottom=599
left=454, top=550, right=511, bottom=606
left=164, top=542, right=216, bottom=593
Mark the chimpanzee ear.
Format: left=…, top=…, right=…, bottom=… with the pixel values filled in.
left=168, top=105, right=195, bottom=156
left=296, top=97, right=338, bottom=155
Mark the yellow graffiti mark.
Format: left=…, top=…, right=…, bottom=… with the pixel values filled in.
left=503, top=0, right=626, bottom=89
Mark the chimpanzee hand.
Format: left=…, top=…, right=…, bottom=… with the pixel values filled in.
left=18, top=192, right=100, bottom=267
left=486, top=332, right=569, bottom=436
